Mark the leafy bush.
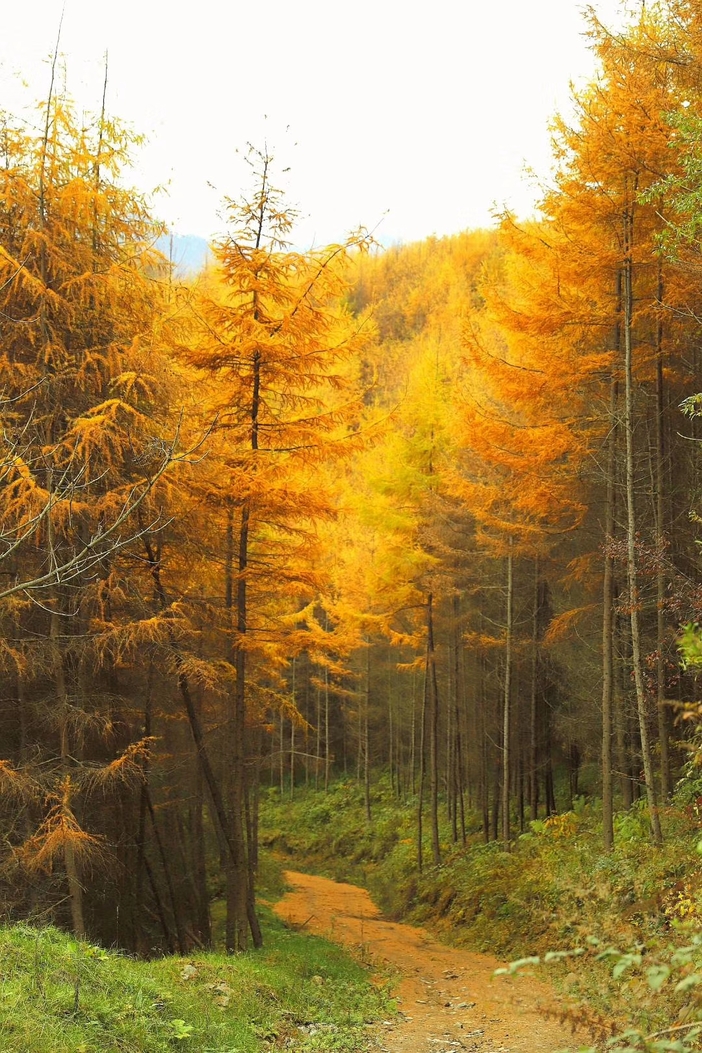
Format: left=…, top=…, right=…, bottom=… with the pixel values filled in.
left=502, top=929, right=702, bottom=1052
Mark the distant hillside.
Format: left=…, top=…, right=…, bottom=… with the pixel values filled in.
left=156, top=233, right=211, bottom=276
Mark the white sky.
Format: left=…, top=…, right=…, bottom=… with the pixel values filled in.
left=1, top=0, right=632, bottom=248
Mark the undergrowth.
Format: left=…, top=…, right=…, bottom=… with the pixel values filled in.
left=259, top=778, right=702, bottom=1049
left=0, top=908, right=396, bottom=1053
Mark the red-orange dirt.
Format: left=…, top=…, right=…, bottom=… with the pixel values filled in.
left=274, top=870, right=581, bottom=1053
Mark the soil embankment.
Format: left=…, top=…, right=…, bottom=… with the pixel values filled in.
left=274, top=870, right=579, bottom=1053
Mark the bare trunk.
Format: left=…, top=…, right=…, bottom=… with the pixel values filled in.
left=146, top=792, right=187, bottom=955
left=623, top=202, right=663, bottom=845
left=144, top=533, right=252, bottom=946
left=410, top=672, right=417, bottom=795
left=226, top=502, right=253, bottom=951
left=191, top=716, right=212, bottom=948
left=530, top=561, right=539, bottom=821
left=614, top=603, right=634, bottom=809
left=325, top=666, right=331, bottom=793
left=316, top=682, right=322, bottom=790
left=388, top=655, right=395, bottom=796
left=452, top=595, right=466, bottom=844
left=134, top=663, right=153, bottom=950
left=244, top=753, right=263, bottom=948
left=50, top=539, right=85, bottom=936
left=290, top=658, right=296, bottom=800
left=427, top=594, right=441, bottom=865
left=655, top=262, right=670, bottom=798
left=602, top=378, right=617, bottom=852
left=364, top=644, right=371, bottom=821
left=416, top=645, right=428, bottom=873
left=502, top=542, right=514, bottom=845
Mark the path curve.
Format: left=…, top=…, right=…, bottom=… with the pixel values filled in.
left=274, top=870, right=578, bottom=1053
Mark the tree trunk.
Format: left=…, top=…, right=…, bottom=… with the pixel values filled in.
left=614, top=596, right=634, bottom=809
left=456, top=598, right=467, bottom=842
left=146, top=792, right=187, bottom=955
left=427, top=594, right=441, bottom=865
left=453, top=595, right=467, bottom=844
left=388, top=652, right=395, bottom=796
left=244, top=751, right=263, bottom=948
left=144, top=533, right=254, bottom=948
left=52, top=602, right=86, bottom=939
left=290, top=658, right=296, bottom=800
left=134, top=662, right=153, bottom=952
left=530, top=560, right=540, bottom=822
left=478, top=641, right=490, bottom=843
left=226, top=502, right=253, bottom=951
left=143, top=854, right=175, bottom=953
left=502, top=541, right=514, bottom=845
left=191, top=720, right=212, bottom=948
left=602, top=377, right=617, bottom=851
left=279, top=712, right=285, bottom=795
left=325, top=666, right=331, bottom=793
left=655, top=262, right=671, bottom=798
left=416, top=645, right=428, bottom=873
left=364, top=644, right=371, bottom=821
left=316, top=681, right=322, bottom=790
left=622, top=198, right=663, bottom=845
left=410, top=672, right=417, bottom=796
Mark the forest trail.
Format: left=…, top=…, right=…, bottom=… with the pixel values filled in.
left=274, top=870, right=579, bottom=1053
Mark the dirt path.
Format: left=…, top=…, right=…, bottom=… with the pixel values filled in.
left=274, top=870, right=579, bottom=1053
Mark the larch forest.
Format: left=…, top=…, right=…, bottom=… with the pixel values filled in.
left=9, top=4, right=702, bottom=1052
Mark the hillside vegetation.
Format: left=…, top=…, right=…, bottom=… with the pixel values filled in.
left=260, top=778, right=702, bottom=1047
left=0, top=913, right=394, bottom=1053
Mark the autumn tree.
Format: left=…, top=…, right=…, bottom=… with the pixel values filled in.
left=530, top=6, right=702, bottom=844
left=180, top=146, right=371, bottom=950
left=0, top=76, right=198, bottom=942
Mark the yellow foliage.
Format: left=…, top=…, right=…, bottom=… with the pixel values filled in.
left=544, top=812, right=579, bottom=838
left=0, top=760, right=36, bottom=800
left=20, top=779, right=107, bottom=875
left=543, top=606, right=597, bottom=647
left=85, top=738, right=156, bottom=794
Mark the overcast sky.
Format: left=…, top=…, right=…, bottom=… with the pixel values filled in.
left=1, top=0, right=633, bottom=248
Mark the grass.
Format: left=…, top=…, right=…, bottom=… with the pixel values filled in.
left=0, top=908, right=396, bottom=1053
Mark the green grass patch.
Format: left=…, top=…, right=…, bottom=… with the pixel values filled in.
left=0, top=909, right=396, bottom=1053
left=259, top=778, right=426, bottom=893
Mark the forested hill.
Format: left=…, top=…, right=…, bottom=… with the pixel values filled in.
left=4, top=5, right=702, bottom=1034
